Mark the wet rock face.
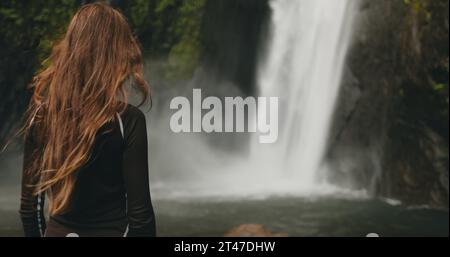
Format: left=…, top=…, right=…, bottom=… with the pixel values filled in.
left=328, top=0, right=406, bottom=195
left=201, top=0, right=270, bottom=95
left=383, top=127, right=449, bottom=208
left=329, top=0, right=449, bottom=208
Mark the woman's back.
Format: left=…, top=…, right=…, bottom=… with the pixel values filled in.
left=20, top=104, right=156, bottom=237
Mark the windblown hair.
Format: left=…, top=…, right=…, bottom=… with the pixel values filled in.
left=22, top=3, right=149, bottom=215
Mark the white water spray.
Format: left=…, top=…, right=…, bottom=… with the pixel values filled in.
left=252, top=0, right=359, bottom=190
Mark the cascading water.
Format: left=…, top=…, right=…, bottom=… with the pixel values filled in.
left=151, top=0, right=361, bottom=198
left=253, top=0, right=359, bottom=191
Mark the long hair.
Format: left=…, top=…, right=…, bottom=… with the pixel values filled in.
left=22, top=2, right=149, bottom=215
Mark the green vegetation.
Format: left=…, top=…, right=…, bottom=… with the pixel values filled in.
left=400, top=0, right=449, bottom=138
left=125, top=0, right=206, bottom=79
left=0, top=0, right=206, bottom=79
left=0, top=0, right=77, bottom=62
left=0, top=1, right=77, bottom=141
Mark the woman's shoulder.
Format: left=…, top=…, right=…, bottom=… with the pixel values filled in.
left=121, top=103, right=147, bottom=126
left=123, top=104, right=145, bottom=118
left=119, top=104, right=148, bottom=140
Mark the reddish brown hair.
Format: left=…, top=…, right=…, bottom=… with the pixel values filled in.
left=22, top=2, right=149, bottom=215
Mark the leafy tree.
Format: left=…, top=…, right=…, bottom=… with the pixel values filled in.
left=0, top=0, right=77, bottom=143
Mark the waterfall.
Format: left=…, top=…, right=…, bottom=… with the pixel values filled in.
left=253, top=0, right=359, bottom=189
left=151, top=0, right=362, bottom=199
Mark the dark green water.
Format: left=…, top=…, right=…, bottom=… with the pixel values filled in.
left=155, top=197, right=448, bottom=237
left=1, top=197, right=448, bottom=237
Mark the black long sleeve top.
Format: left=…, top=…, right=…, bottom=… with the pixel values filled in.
left=19, top=104, right=156, bottom=237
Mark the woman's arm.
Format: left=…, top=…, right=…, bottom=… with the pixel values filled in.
left=19, top=131, right=46, bottom=237
left=122, top=107, right=156, bottom=237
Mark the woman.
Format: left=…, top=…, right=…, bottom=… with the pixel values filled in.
left=19, top=3, right=156, bottom=237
